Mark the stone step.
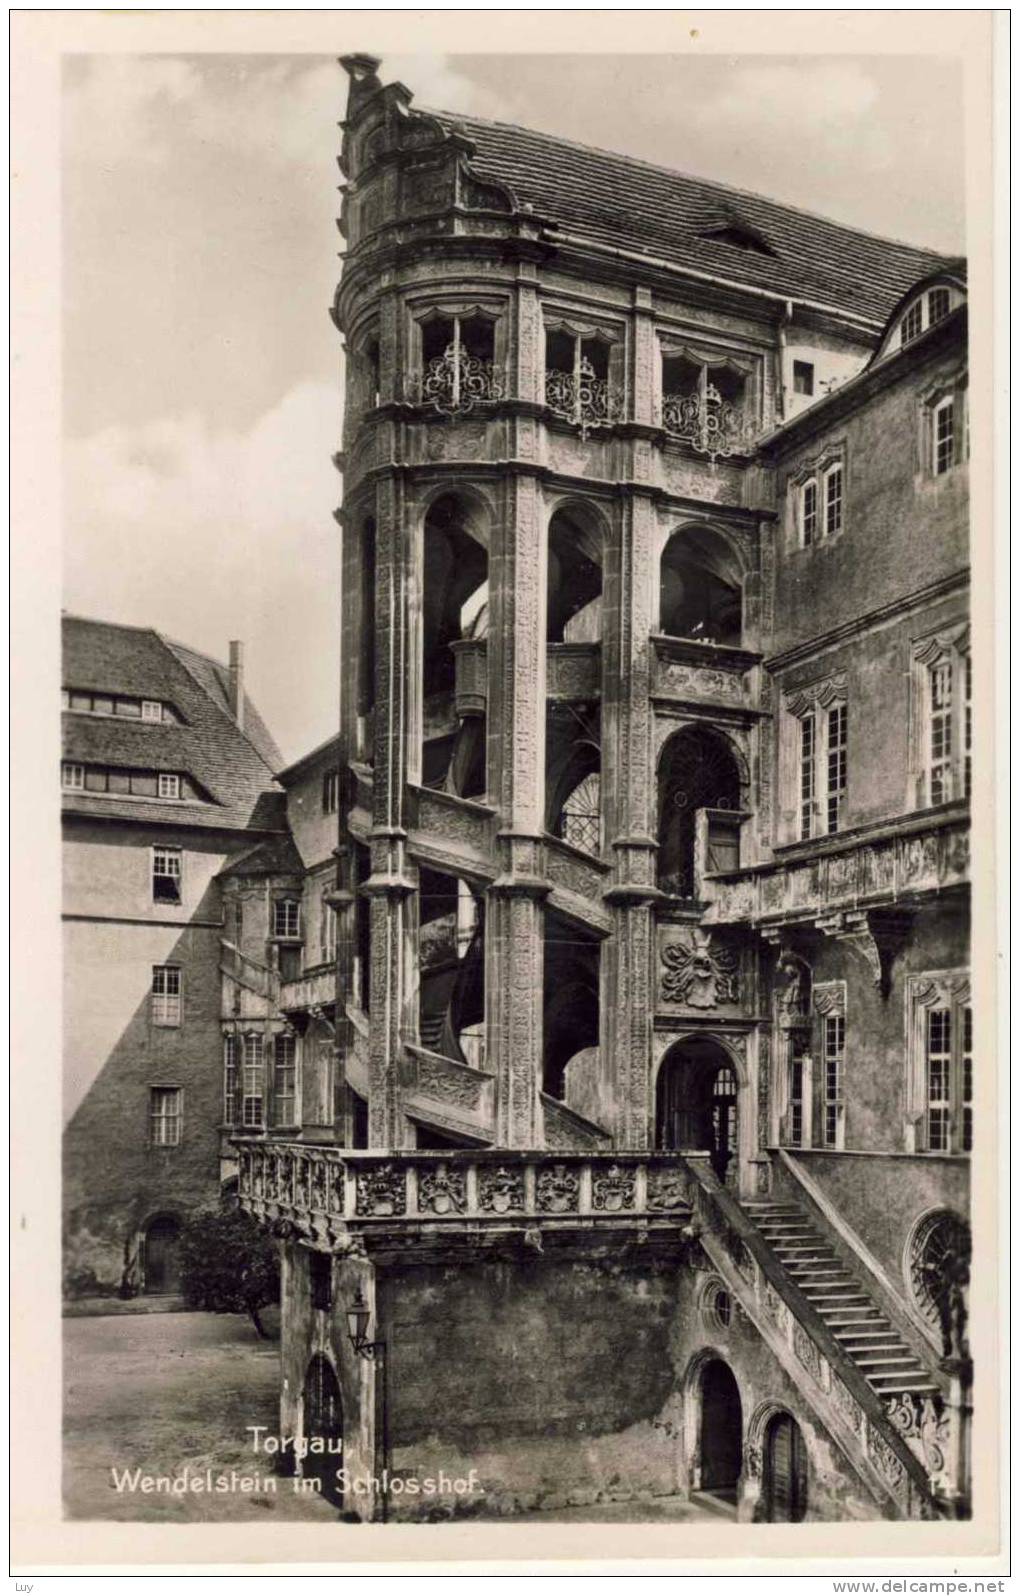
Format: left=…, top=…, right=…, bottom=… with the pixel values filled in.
left=867, top=1373, right=940, bottom=1392
left=854, top=1352, right=920, bottom=1369
left=834, top=1332, right=902, bottom=1349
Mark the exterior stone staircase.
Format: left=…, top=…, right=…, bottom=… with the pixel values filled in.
left=743, top=1200, right=940, bottom=1405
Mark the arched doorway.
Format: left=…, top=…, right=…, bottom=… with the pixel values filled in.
left=700, top=1359, right=743, bottom=1501
left=302, top=1353, right=344, bottom=1506
left=657, top=726, right=742, bottom=900
left=142, top=1214, right=182, bottom=1295
left=656, top=1037, right=740, bottom=1185
left=763, top=1412, right=809, bottom=1521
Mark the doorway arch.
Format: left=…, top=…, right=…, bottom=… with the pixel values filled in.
left=656, top=1036, right=740, bottom=1185
left=142, top=1213, right=182, bottom=1295
left=302, top=1353, right=344, bottom=1506
left=699, top=1358, right=743, bottom=1501
left=763, top=1411, right=809, bottom=1521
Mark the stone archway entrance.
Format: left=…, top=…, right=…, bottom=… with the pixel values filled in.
left=142, top=1214, right=182, bottom=1295
left=302, top=1353, right=344, bottom=1506
left=656, top=1037, right=740, bottom=1185
left=763, top=1411, right=809, bottom=1521
left=699, top=1359, right=743, bottom=1502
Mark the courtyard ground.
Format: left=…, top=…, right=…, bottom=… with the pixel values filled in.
left=64, top=1311, right=720, bottom=1526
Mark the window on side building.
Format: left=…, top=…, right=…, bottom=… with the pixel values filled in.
left=152, top=847, right=183, bottom=904
left=151, top=965, right=182, bottom=1026
left=150, top=1086, right=182, bottom=1147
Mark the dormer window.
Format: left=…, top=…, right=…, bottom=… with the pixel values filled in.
left=898, top=283, right=961, bottom=350
left=414, top=310, right=502, bottom=415
left=545, top=326, right=619, bottom=438
left=901, top=299, right=924, bottom=346
left=928, top=287, right=951, bottom=326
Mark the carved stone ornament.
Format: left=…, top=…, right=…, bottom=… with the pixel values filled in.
left=646, top=1165, right=690, bottom=1211
left=774, top=951, right=810, bottom=1022
left=885, top=1394, right=951, bottom=1490
left=477, top=1164, right=526, bottom=1214
left=535, top=1162, right=581, bottom=1214
left=816, top=909, right=913, bottom=998
left=591, top=1163, right=637, bottom=1212
left=660, top=929, right=739, bottom=1008
left=417, top=1160, right=467, bottom=1216
left=742, top=1441, right=763, bottom=1480
left=354, top=1163, right=407, bottom=1217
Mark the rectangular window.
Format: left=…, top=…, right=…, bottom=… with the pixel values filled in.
left=925, top=1008, right=952, bottom=1152
left=223, top=1035, right=238, bottom=1125
left=901, top=300, right=924, bottom=345
left=153, top=847, right=183, bottom=904
left=929, top=659, right=954, bottom=804
left=961, top=1006, right=973, bottom=1153
left=823, top=1014, right=845, bottom=1148
left=793, top=360, right=814, bottom=396
left=141, top=700, right=163, bottom=721
left=825, top=703, right=848, bottom=835
left=322, top=769, right=340, bottom=815
left=157, top=773, right=181, bottom=800
left=84, top=768, right=108, bottom=792
left=824, top=464, right=843, bottom=537
left=800, top=480, right=817, bottom=547
left=309, top=1251, right=333, bottom=1312
left=963, top=653, right=972, bottom=800
left=151, top=965, right=181, bottom=1026
left=108, top=771, right=131, bottom=794
left=928, top=287, right=950, bottom=325
left=115, top=697, right=142, bottom=718
left=321, top=894, right=338, bottom=963
left=131, top=772, right=158, bottom=797
left=150, top=1086, right=182, bottom=1148
left=92, top=695, right=114, bottom=715
left=241, top=1035, right=264, bottom=1129
left=62, top=762, right=85, bottom=790
left=273, top=1034, right=297, bottom=1126
left=70, top=691, right=92, bottom=711
left=934, top=397, right=955, bottom=476
left=799, top=714, right=815, bottom=840
left=789, top=1051, right=805, bottom=1146
left=273, top=899, right=300, bottom=939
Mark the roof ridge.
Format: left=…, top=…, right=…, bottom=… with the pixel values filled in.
left=422, top=105, right=954, bottom=263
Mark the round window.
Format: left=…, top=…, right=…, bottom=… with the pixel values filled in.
left=703, top=1279, right=733, bottom=1332
left=908, top=1210, right=971, bottom=1327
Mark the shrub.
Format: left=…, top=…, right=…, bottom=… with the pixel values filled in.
left=177, top=1208, right=280, bottom=1338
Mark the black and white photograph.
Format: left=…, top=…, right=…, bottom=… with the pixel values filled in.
left=11, top=9, right=1004, bottom=1578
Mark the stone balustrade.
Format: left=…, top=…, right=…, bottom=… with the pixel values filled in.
left=237, top=1144, right=695, bottom=1234
left=277, top=964, right=337, bottom=1016
left=703, top=808, right=969, bottom=930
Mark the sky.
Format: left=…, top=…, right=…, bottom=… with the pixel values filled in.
left=63, top=52, right=966, bottom=764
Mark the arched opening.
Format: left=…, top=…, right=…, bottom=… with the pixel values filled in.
left=763, top=1411, right=809, bottom=1521
left=657, top=725, right=742, bottom=900
left=546, top=505, right=603, bottom=642
left=422, top=494, right=488, bottom=791
left=546, top=708, right=602, bottom=857
left=302, top=1352, right=344, bottom=1507
left=656, top=1037, right=740, bottom=1185
left=659, top=526, right=743, bottom=645
left=142, top=1213, right=182, bottom=1295
left=542, top=911, right=600, bottom=1101
left=699, top=1359, right=743, bottom=1502
left=418, top=868, right=485, bottom=1069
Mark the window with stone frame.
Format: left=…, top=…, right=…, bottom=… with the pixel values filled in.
left=222, top=1034, right=238, bottom=1126
left=911, top=628, right=970, bottom=808
left=904, top=973, right=971, bottom=1154
left=813, top=983, right=847, bottom=1150
left=272, top=898, right=301, bottom=940
left=411, top=304, right=504, bottom=415
left=921, top=374, right=968, bottom=478
left=319, top=889, right=338, bottom=964
left=322, top=768, right=340, bottom=815
left=789, top=445, right=847, bottom=550
left=150, top=1086, right=182, bottom=1148
left=241, top=1034, right=265, bottom=1129
left=273, top=1032, right=298, bottom=1127
left=544, top=316, right=622, bottom=438
left=151, top=965, right=182, bottom=1027
left=783, top=680, right=848, bottom=842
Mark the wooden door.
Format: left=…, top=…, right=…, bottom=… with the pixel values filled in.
left=765, top=1412, right=809, bottom=1521
left=700, top=1360, right=743, bottom=1498
left=143, top=1216, right=181, bottom=1294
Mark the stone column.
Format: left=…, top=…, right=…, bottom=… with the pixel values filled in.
left=363, top=472, right=416, bottom=1150
left=484, top=470, right=548, bottom=1145
left=600, top=487, right=660, bottom=1146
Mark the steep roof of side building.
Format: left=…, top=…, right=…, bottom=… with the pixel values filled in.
left=61, top=614, right=285, bottom=832
left=425, top=108, right=954, bottom=325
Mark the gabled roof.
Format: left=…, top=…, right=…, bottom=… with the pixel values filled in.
left=62, top=615, right=285, bottom=833
left=425, top=109, right=954, bottom=326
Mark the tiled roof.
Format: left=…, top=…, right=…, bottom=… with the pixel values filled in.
left=219, top=832, right=306, bottom=878
left=62, top=616, right=285, bottom=833
left=426, top=109, right=953, bottom=325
